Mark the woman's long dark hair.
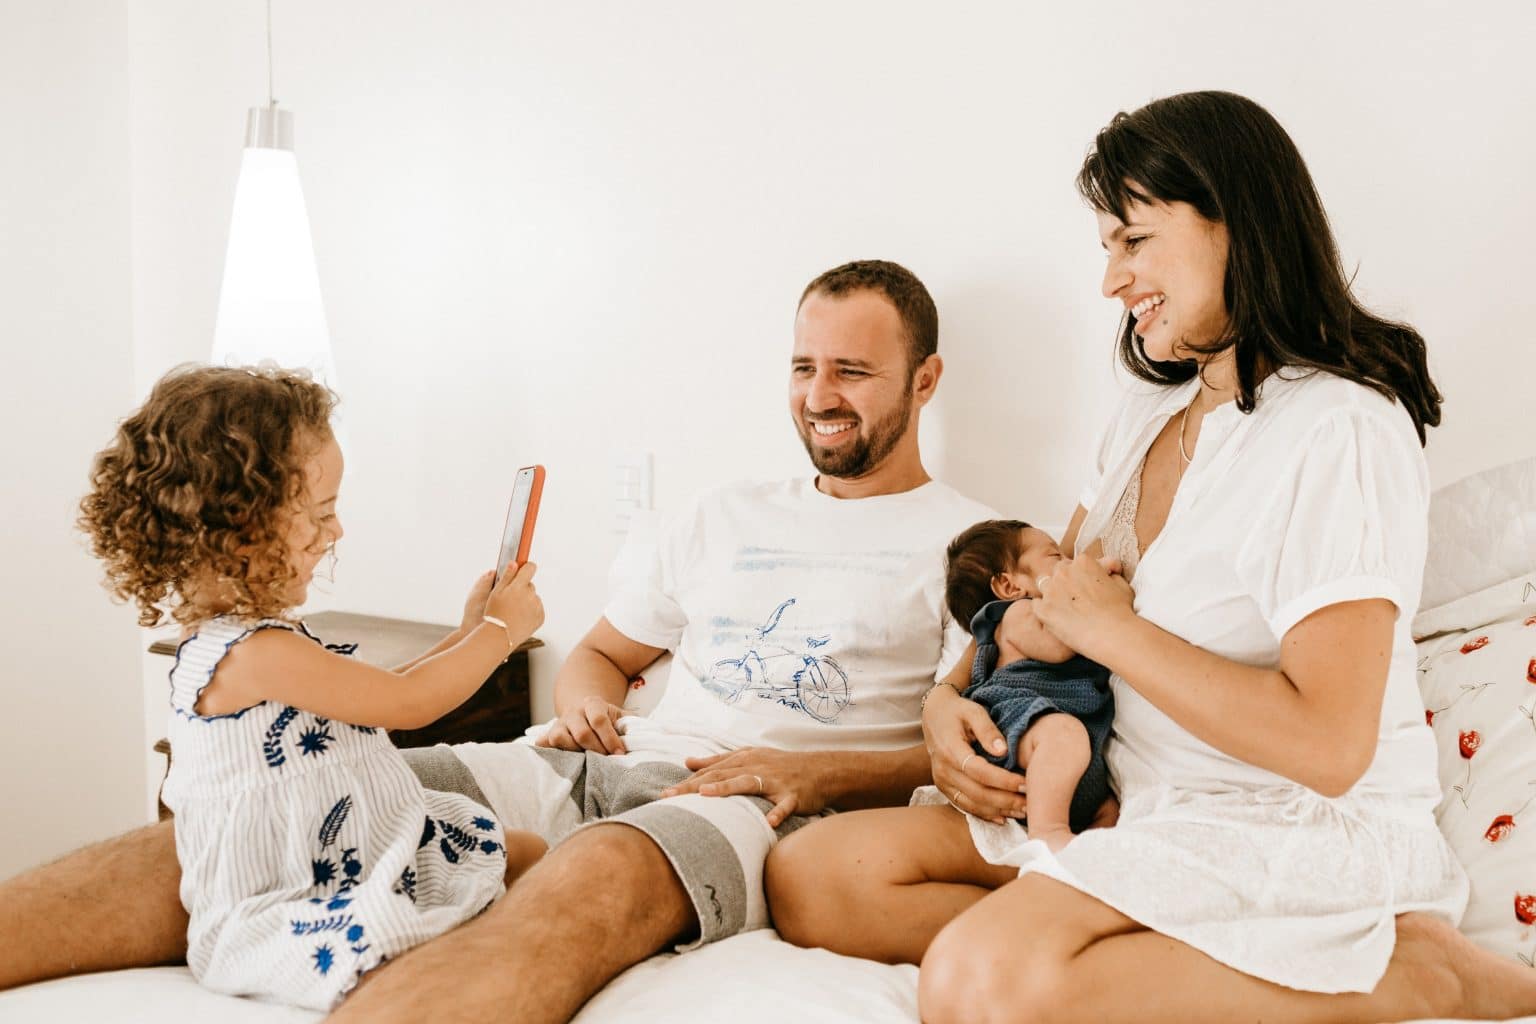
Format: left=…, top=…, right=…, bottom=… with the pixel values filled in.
left=1077, top=91, right=1441, bottom=444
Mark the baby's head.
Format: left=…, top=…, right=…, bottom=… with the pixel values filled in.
left=79, top=364, right=341, bottom=628
left=945, top=519, right=1074, bottom=661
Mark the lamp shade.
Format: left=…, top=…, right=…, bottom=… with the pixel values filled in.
left=212, top=139, right=335, bottom=389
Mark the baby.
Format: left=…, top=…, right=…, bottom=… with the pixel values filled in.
left=944, top=519, right=1115, bottom=851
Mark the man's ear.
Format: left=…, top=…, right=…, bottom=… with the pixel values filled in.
left=991, top=572, right=1022, bottom=600
left=911, top=354, right=943, bottom=407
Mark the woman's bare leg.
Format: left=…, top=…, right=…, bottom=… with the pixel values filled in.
left=0, top=820, right=188, bottom=990
left=920, top=873, right=1536, bottom=1024
left=766, top=805, right=1016, bottom=965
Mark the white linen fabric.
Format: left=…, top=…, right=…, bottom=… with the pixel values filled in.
left=163, top=619, right=507, bottom=1010
left=962, top=371, right=1467, bottom=993
left=603, top=478, right=995, bottom=754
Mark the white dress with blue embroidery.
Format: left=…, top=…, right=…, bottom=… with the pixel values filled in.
left=162, top=617, right=507, bottom=1010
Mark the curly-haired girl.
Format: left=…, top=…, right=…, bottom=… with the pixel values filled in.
left=79, top=364, right=547, bottom=1010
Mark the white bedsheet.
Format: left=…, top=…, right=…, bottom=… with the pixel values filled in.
left=0, top=930, right=1529, bottom=1024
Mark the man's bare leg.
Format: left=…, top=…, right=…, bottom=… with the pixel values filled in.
left=0, top=819, right=187, bottom=990
left=333, top=822, right=695, bottom=1024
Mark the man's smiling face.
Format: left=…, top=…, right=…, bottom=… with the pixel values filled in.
left=789, top=289, right=918, bottom=480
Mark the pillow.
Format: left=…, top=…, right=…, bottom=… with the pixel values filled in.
left=1414, top=454, right=1536, bottom=639
left=1417, top=606, right=1536, bottom=966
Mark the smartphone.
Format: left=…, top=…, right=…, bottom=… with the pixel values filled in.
left=495, top=465, right=546, bottom=583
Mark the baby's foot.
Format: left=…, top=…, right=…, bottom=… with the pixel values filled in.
left=1031, top=825, right=1074, bottom=854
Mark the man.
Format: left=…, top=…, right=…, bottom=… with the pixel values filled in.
left=0, top=260, right=1013, bottom=1022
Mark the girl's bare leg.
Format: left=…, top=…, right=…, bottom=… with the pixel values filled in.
left=766, top=805, right=1015, bottom=965
left=920, top=873, right=1536, bottom=1024
left=502, top=830, right=548, bottom=887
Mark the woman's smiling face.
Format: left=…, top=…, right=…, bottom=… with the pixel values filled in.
left=1097, top=197, right=1231, bottom=365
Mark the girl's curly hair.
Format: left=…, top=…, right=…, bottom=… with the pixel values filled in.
left=79, top=364, right=338, bottom=627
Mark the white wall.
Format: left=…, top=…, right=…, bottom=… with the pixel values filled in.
left=6, top=2, right=1533, bottom=841
left=0, top=1, right=143, bottom=876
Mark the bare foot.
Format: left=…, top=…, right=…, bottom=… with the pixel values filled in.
left=1395, top=912, right=1536, bottom=1020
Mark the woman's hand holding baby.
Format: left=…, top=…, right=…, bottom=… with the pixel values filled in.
left=922, top=683, right=1029, bottom=825
left=1033, top=555, right=1135, bottom=664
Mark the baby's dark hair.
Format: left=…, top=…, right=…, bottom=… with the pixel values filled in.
left=945, top=519, right=1031, bottom=633
left=78, top=363, right=337, bottom=627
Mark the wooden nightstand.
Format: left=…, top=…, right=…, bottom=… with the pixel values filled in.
left=150, top=610, right=542, bottom=819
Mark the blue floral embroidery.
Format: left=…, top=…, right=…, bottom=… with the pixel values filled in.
left=473, top=816, right=496, bottom=831
left=292, top=915, right=353, bottom=936
left=312, top=944, right=335, bottom=975
left=298, top=724, right=335, bottom=756
left=395, top=866, right=417, bottom=903
left=312, top=858, right=336, bottom=886
left=438, top=819, right=479, bottom=852
left=262, top=707, right=300, bottom=768
left=318, top=796, right=352, bottom=848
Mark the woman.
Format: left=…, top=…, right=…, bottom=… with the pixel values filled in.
left=765, top=91, right=1536, bottom=1022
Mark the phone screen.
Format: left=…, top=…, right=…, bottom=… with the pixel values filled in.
left=495, top=466, right=544, bottom=582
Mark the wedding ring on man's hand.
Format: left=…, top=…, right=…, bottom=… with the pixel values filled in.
left=752, top=775, right=764, bottom=795
left=952, top=789, right=964, bottom=807
left=960, top=753, right=976, bottom=775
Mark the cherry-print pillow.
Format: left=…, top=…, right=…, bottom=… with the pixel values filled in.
left=1418, top=598, right=1536, bottom=966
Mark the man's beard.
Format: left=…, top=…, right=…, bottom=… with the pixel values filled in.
left=797, top=399, right=912, bottom=479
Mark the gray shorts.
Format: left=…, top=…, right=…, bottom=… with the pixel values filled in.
left=403, top=741, right=819, bottom=948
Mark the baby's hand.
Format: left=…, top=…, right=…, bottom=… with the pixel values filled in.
left=459, top=570, right=496, bottom=634
left=486, top=561, right=544, bottom=645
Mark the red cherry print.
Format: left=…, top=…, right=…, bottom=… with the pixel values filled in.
left=1486, top=815, right=1516, bottom=843
left=1460, top=635, right=1490, bottom=654
left=1517, top=893, right=1536, bottom=927
left=1425, top=709, right=1435, bottom=725
left=1458, top=730, right=1481, bottom=759
left=629, top=675, right=647, bottom=690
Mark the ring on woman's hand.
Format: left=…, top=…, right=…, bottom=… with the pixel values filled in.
left=952, top=788, right=964, bottom=807
left=960, top=753, right=976, bottom=774
left=752, top=774, right=764, bottom=795
left=1038, top=575, right=1051, bottom=591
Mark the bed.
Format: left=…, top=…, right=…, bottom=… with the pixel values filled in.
left=4, top=456, right=1535, bottom=1024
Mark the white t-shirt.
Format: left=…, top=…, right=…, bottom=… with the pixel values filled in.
left=604, top=478, right=996, bottom=754
left=1077, top=369, right=1440, bottom=806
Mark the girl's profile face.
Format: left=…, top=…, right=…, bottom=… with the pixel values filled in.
left=1097, top=197, right=1230, bottom=364
left=282, top=433, right=345, bottom=602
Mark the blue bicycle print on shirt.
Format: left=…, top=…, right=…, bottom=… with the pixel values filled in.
left=704, top=598, right=851, bottom=723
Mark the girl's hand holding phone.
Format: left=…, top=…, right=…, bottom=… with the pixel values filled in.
left=486, top=560, right=544, bottom=644
left=459, top=570, right=496, bottom=634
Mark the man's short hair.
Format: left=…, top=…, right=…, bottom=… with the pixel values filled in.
left=799, top=260, right=938, bottom=373
left=945, top=519, right=1032, bottom=633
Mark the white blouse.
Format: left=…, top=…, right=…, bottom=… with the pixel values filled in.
left=1076, top=369, right=1441, bottom=810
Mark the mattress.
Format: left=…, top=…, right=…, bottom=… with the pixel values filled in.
left=1, top=929, right=1530, bottom=1023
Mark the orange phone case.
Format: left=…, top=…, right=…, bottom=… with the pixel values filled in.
left=496, top=465, right=545, bottom=580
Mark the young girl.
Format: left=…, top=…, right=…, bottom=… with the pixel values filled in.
left=78, top=364, right=547, bottom=1010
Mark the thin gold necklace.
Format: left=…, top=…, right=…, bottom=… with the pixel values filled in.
left=1178, top=400, right=1197, bottom=465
